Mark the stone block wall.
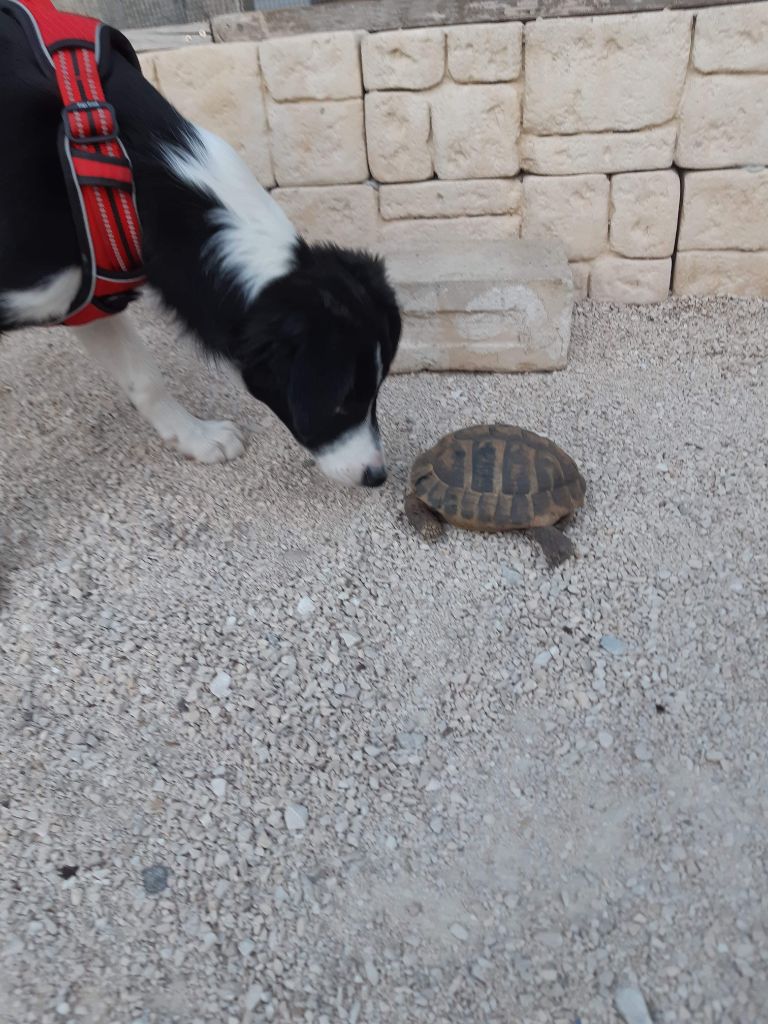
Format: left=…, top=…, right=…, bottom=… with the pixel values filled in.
left=143, top=2, right=768, bottom=301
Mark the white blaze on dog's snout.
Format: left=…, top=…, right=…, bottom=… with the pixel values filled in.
left=314, top=412, right=384, bottom=487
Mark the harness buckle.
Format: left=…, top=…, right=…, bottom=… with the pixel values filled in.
left=62, top=100, right=118, bottom=145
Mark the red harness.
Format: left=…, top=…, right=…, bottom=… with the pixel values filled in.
left=6, top=0, right=145, bottom=325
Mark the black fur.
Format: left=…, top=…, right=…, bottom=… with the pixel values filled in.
left=0, top=4, right=401, bottom=473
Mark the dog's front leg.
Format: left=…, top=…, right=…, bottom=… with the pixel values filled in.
left=72, top=313, right=244, bottom=463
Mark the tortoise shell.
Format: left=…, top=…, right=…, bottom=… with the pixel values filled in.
left=410, top=424, right=586, bottom=533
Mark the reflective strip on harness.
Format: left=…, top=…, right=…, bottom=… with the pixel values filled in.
left=4, top=0, right=145, bottom=326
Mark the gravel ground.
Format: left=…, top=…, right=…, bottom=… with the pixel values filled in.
left=1, top=297, right=767, bottom=1024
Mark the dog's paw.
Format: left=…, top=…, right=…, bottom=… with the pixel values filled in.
left=172, top=418, right=245, bottom=464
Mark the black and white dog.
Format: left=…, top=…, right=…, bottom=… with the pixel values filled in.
left=0, top=12, right=401, bottom=486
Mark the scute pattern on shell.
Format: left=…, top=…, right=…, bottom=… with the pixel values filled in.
left=410, top=424, right=586, bottom=532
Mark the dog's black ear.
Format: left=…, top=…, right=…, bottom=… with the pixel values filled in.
left=288, top=339, right=354, bottom=441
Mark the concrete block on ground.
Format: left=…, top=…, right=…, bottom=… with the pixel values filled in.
left=678, top=170, right=768, bottom=252
left=446, top=22, right=523, bottom=83
left=524, top=11, right=692, bottom=134
left=267, top=99, right=368, bottom=186
left=259, top=31, right=362, bottom=101
left=153, top=42, right=274, bottom=187
left=138, top=52, right=158, bottom=86
left=590, top=255, right=672, bottom=304
left=361, top=28, right=445, bottom=91
left=521, top=124, right=676, bottom=176
left=385, top=240, right=573, bottom=373
left=674, top=251, right=768, bottom=298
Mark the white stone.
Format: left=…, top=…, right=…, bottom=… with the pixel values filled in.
left=446, top=22, right=523, bottom=83
left=615, top=985, right=653, bottom=1024
left=386, top=239, right=573, bottom=373
left=600, top=634, right=627, bottom=655
left=523, top=175, right=609, bottom=261
left=610, top=171, right=680, bottom=259
left=296, top=596, right=315, bottom=619
left=272, top=185, right=380, bottom=249
left=524, top=12, right=692, bottom=133
left=678, top=170, right=768, bottom=252
left=381, top=215, right=520, bottom=252
left=430, top=83, right=521, bottom=180
left=245, top=985, right=264, bottom=1011
left=284, top=804, right=309, bottom=830
left=267, top=99, right=367, bottom=186
left=521, top=124, right=676, bottom=176
left=365, top=92, right=432, bottom=182
left=361, top=28, right=445, bottom=91
left=259, top=31, right=362, bottom=101
left=364, top=959, right=379, bottom=985
left=154, top=43, right=274, bottom=186
left=570, top=262, right=591, bottom=301
left=379, top=179, right=521, bottom=220
left=449, top=923, right=470, bottom=941
left=693, top=2, right=768, bottom=73
left=210, top=670, right=232, bottom=699
left=673, top=252, right=768, bottom=298
left=590, top=256, right=671, bottom=304
left=210, top=778, right=227, bottom=799
left=676, top=74, right=768, bottom=169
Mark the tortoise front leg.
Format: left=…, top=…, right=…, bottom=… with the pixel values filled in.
left=404, top=493, right=446, bottom=543
left=528, top=526, right=576, bottom=567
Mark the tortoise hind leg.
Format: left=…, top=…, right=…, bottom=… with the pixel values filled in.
left=528, top=526, right=576, bottom=567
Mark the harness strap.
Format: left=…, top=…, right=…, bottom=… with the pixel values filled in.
left=4, top=0, right=145, bottom=326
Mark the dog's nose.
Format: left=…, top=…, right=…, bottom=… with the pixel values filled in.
left=362, top=465, right=387, bottom=488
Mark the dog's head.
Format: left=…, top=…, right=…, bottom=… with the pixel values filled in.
left=239, top=244, right=401, bottom=487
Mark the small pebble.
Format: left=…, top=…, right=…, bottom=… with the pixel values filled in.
left=634, top=743, right=653, bottom=762
left=245, top=985, right=264, bottom=1011
left=284, top=804, right=308, bottom=831
left=210, top=777, right=227, bottom=799
left=296, top=596, right=315, bottom=618
left=450, top=923, right=469, bottom=942
left=598, top=731, right=614, bottom=749
left=142, top=864, right=169, bottom=895
left=210, top=671, right=231, bottom=699
left=600, top=634, right=626, bottom=656
left=615, top=984, right=653, bottom=1024
left=533, top=649, right=553, bottom=669
left=364, top=959, right=379, bottom=985
left=501, top=566, right=523, bottom=586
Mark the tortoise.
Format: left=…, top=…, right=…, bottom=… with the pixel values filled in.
left=403, top=424, right=586, bottom=566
